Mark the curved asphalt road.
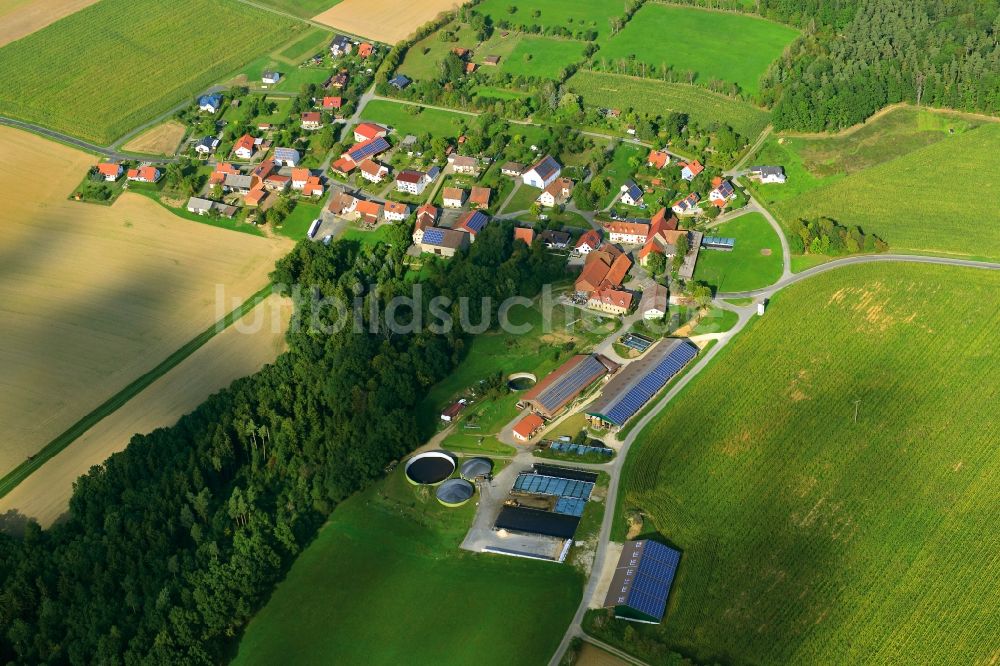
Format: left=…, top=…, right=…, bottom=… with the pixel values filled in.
left=547, top=252, right=999, bottom=666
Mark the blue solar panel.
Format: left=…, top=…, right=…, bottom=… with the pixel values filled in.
left=462, top=211, right=489, bottom=233
left=348, top=137, right=390, bottom=162
left=554, top=497, right=587, bottom=517
left=422, top=227, right=445, bottom=245
left=621, top=541, right=681, bottom=622
left=513, top=473, right=594, bottom=500
left=603, top=342, right=697, bottom=426
left=536, top=356, right=607, bottom=412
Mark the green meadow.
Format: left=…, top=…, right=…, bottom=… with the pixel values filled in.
left=498, top=37, right=589, bottom=79
left=360, top=100, right=468, bottom=137
left=476, top=0, right=624, bottom=38
left=604, top=262, right=1000, bottom=664
left=253, top=0, right=343, bottom=19
left=567, top=70, right=770, bottom=139
left=598, top=5, right=798, bottom=95
left=693, top=212, right=784, bottom=292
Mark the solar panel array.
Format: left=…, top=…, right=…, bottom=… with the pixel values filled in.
left=623, top=541, right=681, bottom=621
left=536, top=355, right=607, bottom=412
left=462, top=211, right=489, bottom=233
left=554, top=497, right=587, bottom=517
left=513, top=473, right=594, bottom=500
left=422, top=227, right=446, bottom=245
left=348, top=137, right=390, bottom=162
left=603, top=342, right=698, bottom=426
left=703, top=236, right=735, bottom=250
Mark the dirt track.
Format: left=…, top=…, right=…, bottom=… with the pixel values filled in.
left=312, top=0, right=468, bottom=43
left=0, top=0, right=98, bottom=47
left=0, top=126, right=291, bottom=476
left=0, top=295, right=292, bottom=528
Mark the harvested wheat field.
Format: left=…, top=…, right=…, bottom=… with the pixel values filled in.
left=121, top=119, right=187, bottom=156
left=0, top=0, right=98, bottom=47
left=313, top=0, right=468, bottom=43
left=0, top=295, right=291, bottom=528
left=0, top=126, right=291, bottom=477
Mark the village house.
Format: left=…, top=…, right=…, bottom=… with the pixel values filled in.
left=619, top=180, right=644, bottom=207
left=749, top=165, right=787, bottom=183
left=512, top=413, right=544, bottom=442
left=198, top=93, right=222, bottom=114
left=301, top=112, right=323, bottom=130
left=456, top=210, right=490, bottom=242
left=501, top=162, right=524, bottom=177
left=223, top=173, right=254, bottom=195
left=186, top=197, right=235, bottom=217
left=539, top=229, right=571, bottom=249
left=575, top=245, right=631, bottom=294
left=244, top=186, right=267, bottom=208
left=537, top=177, right=574, bottom=207
left=355, top=199, right=382, bottom=225
left=671, top=192, right=701, bottom=216
left=419, top=227, right=468, bottom=257
left=330, top=34, right=352, bottom=56
left=208, top=162, right=239, bottom=186
left=264, top=173, right=290, bottom=192
left=291, top=169, right=311, bottom=191
left=359, top=159, right=389, bottom=183
left=273, top=147, right=300, bottom=167
left=451, top=155, right=480, bottom=175
left=575, top=229, right=602, bottom=255
left=126, top=166, right=160, bottom=183
left=588, top=287, right=634, bottom=316
left=233, top=134, right=256, bottom=160
left=389, top=74, right=411, bottom=90
left=326, top=71, right=348, bottom=89
left=262, top=71, right=281, bottom=85
left=195, top=136, right=219, bottom=155
left=328, top=191, right=358, bottom=216
left=353, top=122, right=388, bottom=143
left=358, top=42, right=374, bottom=58
left=709, top=178, right=736, bottom=207
left=521, top=154, right=561, bottom=189
left=469, top=186, right=491, bottom=210
left=383, top=200, right=410, bottom=222
left=680, top=160, right=704, bottom=181
left=604, top=219, right=650, bottom=245
left=443, top=187, right=465, bottom=208
left=640, top=283, right=669, bottom=320
left=647, top=150, right=670, bottom=169
left=514, top=227, right=536, bottom=245
left=95, top=162, right=122, bottom=181
left=321, top=96, right=343, bottom=111
left=412, top=204, right=439, bottom=243
left=396, top=169, right=428, bottom=195
left=252, top=159, right=274, bottom=181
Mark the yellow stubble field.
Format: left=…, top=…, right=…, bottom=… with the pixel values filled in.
left=120, top=120, right=187, bottom=156
left=0, top=126, right=292, bottom=476
left=312, top=0, right=469, bottom=43
left=0, top=0, right=99, bottom=47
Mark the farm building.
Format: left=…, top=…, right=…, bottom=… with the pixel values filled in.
left=519, top=354, right=619, bottom=419
left=419, top=227, right=468, bottom=257
left=469, top=186, right=491, bottom=209
left=603, top=540, right=681, bottom=624
left=186, top=197, right=235, bottom=218
left=501, top=162, right=524, bottom=177
left=355, top=200, right=382, bottom=224
left=442, top=187, right=465, bottom=208
left=640, top=284, right=669, bottom=319
left=273, top=147, right=300, bottom=167
left=343, top=137, right=391, bottom=165
left=575, top=246, right=631, bottom=293
left=748, top=165, right=786, bottom=183
left=512, top=413, right=545, bottom=442
left=455, top=210, right=490, bottom=241
left=522, top=155, right=561, bottom=189
left=514, top=227, right=536, bottom=245
left=586, top=339, right=698, bottom=429
left=588, top=287, right=633, bottom=316
left=354, top=122, right=388, bottom=143
left=494, top=465, right=598, bottom=539
left=451, top=155, right=480, bottom=175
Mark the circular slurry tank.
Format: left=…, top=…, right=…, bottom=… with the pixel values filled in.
left=436, top=479, right=475, bottom=507
left=404, top=451, right=456, bottom=485
left=460, top=457, right=493, bottom=480
left=507, top=372, right=537, bottom=391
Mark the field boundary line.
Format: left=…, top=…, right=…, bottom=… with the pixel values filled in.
left=0, top=283, right=276, bottom=499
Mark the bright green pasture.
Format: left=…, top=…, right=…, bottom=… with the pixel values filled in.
left=607, top=263, right=1000, bottom=664
left=693, top=212, right=783, bottom=292
left=498, top=37, right=589, bottom=79
left=476, top=0, right=623, bottom=38
left=0, top=0, right=301, bottom=144
left=598, top=5, right=797, bottom=95
left=360, top=100, right=468, bottom=137
left=253, top=0, right=343, bottom=19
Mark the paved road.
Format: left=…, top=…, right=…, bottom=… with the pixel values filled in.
left=547, top=251, right=999, bottom=665
left=0, top=116, right=176, bottom=163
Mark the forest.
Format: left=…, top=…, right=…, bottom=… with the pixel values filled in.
left=759, top=0, right=999, bottom=130
left=0, top=222, right=565, bottom=663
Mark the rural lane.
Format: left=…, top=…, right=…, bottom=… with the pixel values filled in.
left=0, top=116, right=175, bottom=164
left=547, top=252, right=1000, bottom=665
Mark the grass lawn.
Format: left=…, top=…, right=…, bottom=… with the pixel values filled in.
left=598, top=5, right=797, bottom=96
left=691, top=307, right=738, bottom=334
left=477, top=0, right=623, bottom=38
left=502, top=182, right=542, bottom=214
left=693, top=212, right=783, bottom=292
left=567, top=70, right=770, bottom=140
left=276, top=26, right=333, bottom=62
left=253, top=0, right=343, bottom=19
left=441, top=432, right=517, bottom=456
left=597, top=142, right=646, bottom=207
left=399, top=21, right=480, bottom=81
left=604, top=263, right=1000, bottom=664
left=235, top=464, right=582, bottom=665
left=767, top=121, right=1000, bottom=260
left=497, top=36, right=589, bottom=79
left=360, top=100, right=468, bottom=138
left=239, top=53, right=332, bottom=92
left=276, top=199, right=324, bottom=240
left=0, top=0, right=301, bottom=144
left=341, top=222, right=398, bottom=246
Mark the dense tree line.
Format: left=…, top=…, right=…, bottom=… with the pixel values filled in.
left=0, top=221, right=564, bottom=664
left=759, top=0, right=999, bottom=130
left=788, top=216, right=888, bottom=255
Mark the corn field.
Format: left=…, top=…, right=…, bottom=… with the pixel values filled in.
left=618, top=263, right=1000, bottom=664
left=0, top=0, right=301, bottom=144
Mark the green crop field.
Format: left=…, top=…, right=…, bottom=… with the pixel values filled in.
left=498, top=36, right=589, bottom=79
left=0, top=0, right=301, bottom=144
left=597, top=5, right=797, bottom=95
left=360, top=100, right=468, bottom=138
left=762, top=121, right=1000, bottom=260
left=476, top=0, right=623, bottom=38
left=567, top=70, right=770, bottom=139
left=254, top=0, right=343, bottom=19
left=605, top=263, right=1000, bottom=664
left=277, top=26, right=333, bottom=63
left=693, top=212, right=784, bottom=292
left=235, top=464, right=582, bottom=665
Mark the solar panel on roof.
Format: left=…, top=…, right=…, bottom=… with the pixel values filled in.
left=422, top=227, right=446, bottom=245
left=463, top=211, right=489, bottom=233
left=602, top=342, right=697, bottom=426
left=348, top=137, right=390, bottom=162
left=536, top=355, right=606, bottom=412
left=513, top=473, right=594, bottom=500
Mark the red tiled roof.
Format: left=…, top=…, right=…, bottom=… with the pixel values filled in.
left=396, top=170, right=423, bottom=184
left=302, top=176, right=323, bottom=196
left=590, top=287, right=633, bottom=310
left=384, top=200, right=408, bottom=215
left=513, top=413, right=544, bottom=439
left=233, top=134, right=255, bottom=153
left=355, top=200, right=382, bottom=218
left=96, top=162, right=120, bottom=177
left=649, top=208, right=678, bottom=236
left=604, top=220, right=650, bottom=237
left=647, top=150, right=669, bottom=169
left=359, top=42, right=373, bottom=57
left=469, top=186, right=491, bottom=206
left=514, top=227, right=535, bottom=244
left=331, top=157, right=357, bottom=173
left=359, top=159, right=385, bottom=177
left=354, top=122, right=386, bottom=140
left=301, top=112, right=321, bottom=123
left=575, top=229, right=601, bottom=250
left=603, top=253, right=632, bottom=287
left=682, top=160, right=704, bottom=176
left=322, top=96, right=343, bottom=109
left=291, top=168, right=309, bottom=183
